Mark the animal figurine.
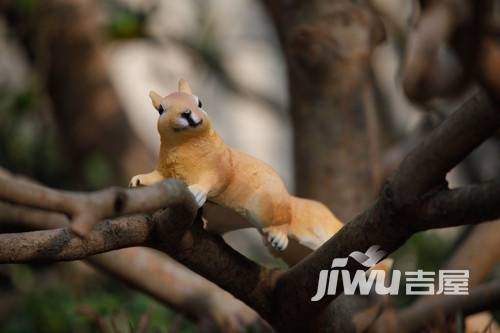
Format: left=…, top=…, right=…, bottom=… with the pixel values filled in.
left=130, top=79, right=343, bottom=256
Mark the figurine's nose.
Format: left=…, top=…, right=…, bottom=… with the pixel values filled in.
left=181, top=110, right=192, bottom=119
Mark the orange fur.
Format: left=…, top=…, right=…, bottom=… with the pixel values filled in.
left=130, top=79, right=343, bottom=260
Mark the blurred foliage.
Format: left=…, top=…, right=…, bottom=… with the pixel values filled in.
left=0, top=80, right=69, bottom=187
left=14, top=0, right=36, bottom=13
left=82, top=153, right=115, bottom=190
left=0, top=264, right=196, bottom=333
left=104, top=0, right=149, bottom=39
left=0, top=80, right=119, bottom=190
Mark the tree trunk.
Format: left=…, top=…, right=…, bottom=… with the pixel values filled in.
left=265, top=0, right=386, bottom=221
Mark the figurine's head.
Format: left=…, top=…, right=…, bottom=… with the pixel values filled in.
left=149, top=79, right=210, bottom=141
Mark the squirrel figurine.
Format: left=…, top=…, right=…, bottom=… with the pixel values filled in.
left=130, top=79, right=343, bottom=256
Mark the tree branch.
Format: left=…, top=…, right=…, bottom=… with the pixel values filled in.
left=0, top=215, right=154, bottom=263
left=390, top=90, right=498, bottom=205
left=152, top=209, right=279, bottom=322
left=415, top=179, right=500, bottom=230
left=440, top=221, right=500, bottom=288
left=397, top=280, right=500, bottom=333
left=401, top=0, right=491, bottom=102
left=0, top=167, right=196, bottom=235
left=0, top=201, right=69, bottom=230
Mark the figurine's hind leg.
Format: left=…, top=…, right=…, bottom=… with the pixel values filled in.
left=263, top=223, right=289, bottom=251
left=250, top=191, right=291, bottom=251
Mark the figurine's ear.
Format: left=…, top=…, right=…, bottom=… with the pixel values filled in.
left=149, top=91, right=162, bottom=110
left=178, top=79, right=192, bottom=94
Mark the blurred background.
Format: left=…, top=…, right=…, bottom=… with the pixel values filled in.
left=0, top=0, right=498, bottom=332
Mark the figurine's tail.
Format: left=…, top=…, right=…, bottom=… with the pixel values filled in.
left=288, top=197, right=343, bottom=250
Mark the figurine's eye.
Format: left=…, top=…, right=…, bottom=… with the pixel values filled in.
left=158, top=104, right=165, bottom=115
left=197, top=98, right=203, bottom=108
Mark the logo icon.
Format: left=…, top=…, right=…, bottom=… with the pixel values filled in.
left=311, top=245, right=469, bottom=301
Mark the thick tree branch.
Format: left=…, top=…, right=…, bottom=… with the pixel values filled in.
left=415, top=179, right=500, bottom=230
left=390, top=91, right=498, bottom=205
left=0, top=216, right=154, bottom=263
left=152, top=209, right=279, bottom=322
left=0, top=167, right=195, bottom=235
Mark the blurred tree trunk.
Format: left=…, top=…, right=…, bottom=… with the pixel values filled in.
left=264, top=0, right=386, bottom=221
left=35, top=0, right=154, bottom=186
left=262, top=1, right=387, bottom=331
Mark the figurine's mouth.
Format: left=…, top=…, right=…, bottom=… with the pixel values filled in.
left=186, top=116, right=203, bottom=128
left=173, top=112, right=203, bottom=131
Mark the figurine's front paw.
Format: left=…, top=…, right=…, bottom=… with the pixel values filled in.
left=129, top=175, right=145, bottom=187
left=188, top=185, right=207, bottom=208
left=263, top=226, right=289, bottom=251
